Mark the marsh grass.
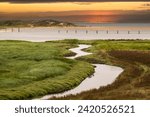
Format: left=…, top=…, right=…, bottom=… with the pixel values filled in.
left=57, top=40, right=150, bottom=100
left=1, top=39, right=150, bottom=100
left=0, top=40, right=94, bottom=99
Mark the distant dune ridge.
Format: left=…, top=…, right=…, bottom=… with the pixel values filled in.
left=0, top=19, right=75, bottom=27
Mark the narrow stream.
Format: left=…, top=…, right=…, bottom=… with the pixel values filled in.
left=40, top=45, right=123, bottom=100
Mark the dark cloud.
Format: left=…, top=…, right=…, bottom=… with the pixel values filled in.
left=139, top=3, right=150, bottom=9
left=143, top=3, right=150, bottom=6
left=0, top=0, right=150, bottom=3
left=74, top=2, right=93, bottom=5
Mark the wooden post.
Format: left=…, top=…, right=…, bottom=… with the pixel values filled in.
left=96, top=30, right=98, bottom=34
left=138, top=30, right=140, bottom=34
left=128, top=31, right=130, bottom=34
left=106, top=30, right=108, bottom=34
left=18, top=27, right=20, bottom=32
left=11, top=28, right=13, bottom=32
left=86, top=30, right=88, bottom=34
left=117, top=30, right=119, bottom=34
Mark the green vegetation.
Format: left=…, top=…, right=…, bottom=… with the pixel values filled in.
left=0, top=40, right=94, bottom=99
left=0, top=20, right=75, bottom=28
left=57, top=40, right=150, bottom=100
left=1, top=39, right=150, bottom=100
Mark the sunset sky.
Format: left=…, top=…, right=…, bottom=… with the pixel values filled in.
left=0, top=0, right=150, bottom=23
left=0, top=1, right=150, bottom=12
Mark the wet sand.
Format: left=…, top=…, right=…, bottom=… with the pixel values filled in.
left=0, top=27, right=150, bottom=42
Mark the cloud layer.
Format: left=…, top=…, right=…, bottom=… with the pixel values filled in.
left=0, top=0, right=150, bottom=3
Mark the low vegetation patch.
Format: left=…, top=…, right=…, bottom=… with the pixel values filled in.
left=0, top=40, right=94, bottom=99
left=57, top=40, right=150, bottom=100
left=0, top=20, right=75, bottom=28
left=1, top=40, right=150, bottom=100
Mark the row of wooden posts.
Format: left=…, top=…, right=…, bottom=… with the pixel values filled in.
left=2, top=28, right=21, bottom=32
left=58, top=30, right=141, bottom=34
left=2, top=28, right=142, bottom=34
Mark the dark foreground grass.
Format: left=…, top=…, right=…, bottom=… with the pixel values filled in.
left=0, top=40, right=94, bottom=99
left=56, top=40, right=150, bottom=100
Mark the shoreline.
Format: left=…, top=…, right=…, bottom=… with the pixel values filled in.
left=0, top=27, right=150, bottom=41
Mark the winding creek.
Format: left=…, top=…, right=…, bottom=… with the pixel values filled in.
left=40, top=44, right=123, bottom=100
